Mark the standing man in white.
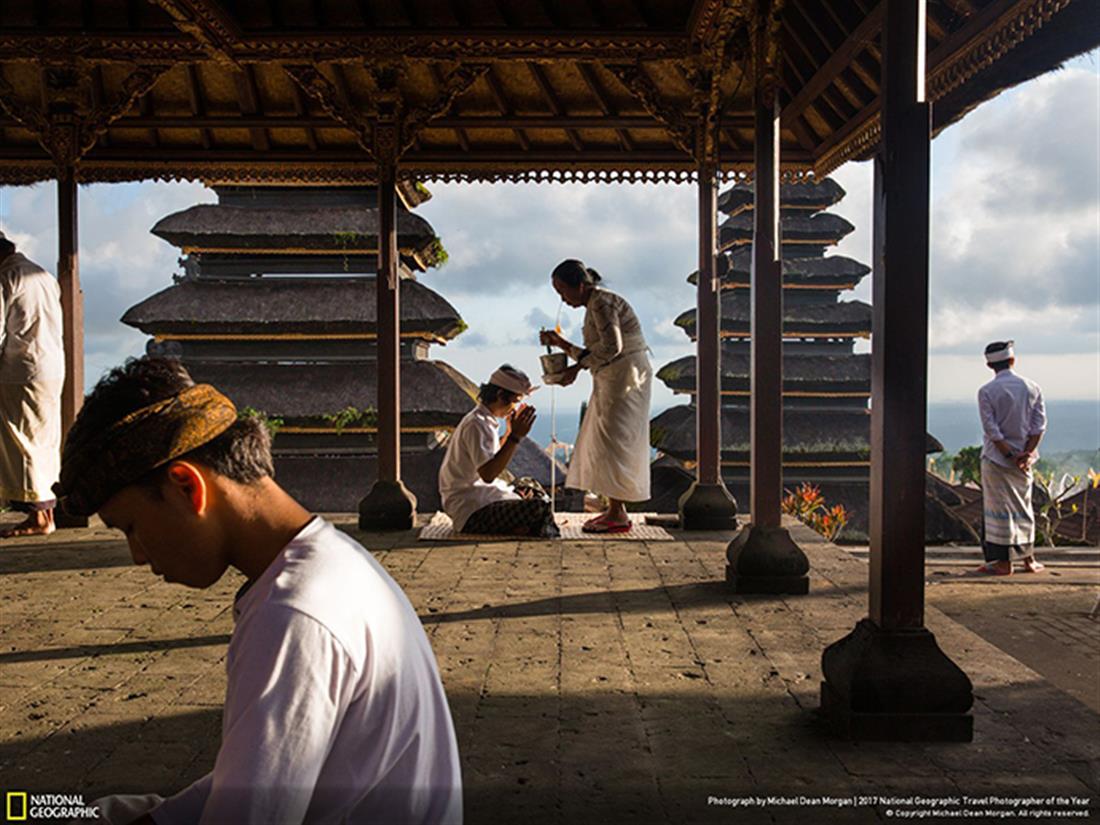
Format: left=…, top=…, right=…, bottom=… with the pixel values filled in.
left=976, top=340, right=1048, bottom=576
left=0, top=230, right=65, bottom=538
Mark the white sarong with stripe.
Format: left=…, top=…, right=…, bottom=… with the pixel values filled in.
left=981, top=458, right=1035, bottom=549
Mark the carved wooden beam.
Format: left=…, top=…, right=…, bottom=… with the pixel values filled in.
left=401, top=62, right=489, bottom=154
left=283, top=63, right=375, bottom=160
left=604, top=61, right=696, bottom=158
left=0, top=62, right=169, bottom=167
left=146, top=0, right=241, bottom=64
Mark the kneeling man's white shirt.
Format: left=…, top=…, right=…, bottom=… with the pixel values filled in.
left=152, top=516, right=462, bottom=825
left=438, top=404, right=518, bottom=531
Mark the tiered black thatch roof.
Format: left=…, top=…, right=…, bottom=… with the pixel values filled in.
left=719, top=212, right=854, bottom=250
left=687, top=247, right=870, bottom=289
left=122, top=278, right=467, bottom=340
left=716, top=179, right=845, bottom=217
left=658, top=350, right=870, bottom=395
left=186, top=361, right=477, bottom=430
left=674, top=294, right=872, bottom=339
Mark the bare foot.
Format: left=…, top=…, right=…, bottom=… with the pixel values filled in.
left=0, top=510, right=56, bottom=539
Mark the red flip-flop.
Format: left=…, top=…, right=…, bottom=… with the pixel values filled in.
left=974, top=562, right=1012, bottom=576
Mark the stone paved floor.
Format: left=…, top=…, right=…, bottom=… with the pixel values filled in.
left=1, top=514, right=1098, bottom=824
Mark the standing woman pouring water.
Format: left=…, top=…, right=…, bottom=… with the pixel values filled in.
left=539, top=259, right=652, bottom=533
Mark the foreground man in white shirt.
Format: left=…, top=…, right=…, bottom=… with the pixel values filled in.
left=438, top=365, right=558, bottom=537
left=976, top=340, right=1047, bottom=576
left=53, top=356, right=462, bottom=825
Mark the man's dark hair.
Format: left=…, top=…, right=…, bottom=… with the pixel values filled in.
left=0, top=237, right=14, bottom=259
left=73, top=356, right=273, bottom=492
left=477, top=383, right=520, bottom=406
left=984, top=341, right=1013, bottom=372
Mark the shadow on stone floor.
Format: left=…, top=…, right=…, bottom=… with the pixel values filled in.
left=0, top=633, right=233, bottom=664
left=0, top=540, right=134, bottom=574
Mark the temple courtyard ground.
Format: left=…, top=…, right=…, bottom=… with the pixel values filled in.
left=1, top=513, right=1097, bottom=824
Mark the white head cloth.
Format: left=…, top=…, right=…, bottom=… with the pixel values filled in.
left=985, top=342, right=1015, bottom=364
left=489, top=365, right=538, bottom=396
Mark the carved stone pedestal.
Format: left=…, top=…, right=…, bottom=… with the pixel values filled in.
left=358, top=480, right=417, bottom=530
left=678, top=481, right=738, bottom=531
left=820, top=618, right=973, bottom=741
left=725, top=523, right=809, bottom=594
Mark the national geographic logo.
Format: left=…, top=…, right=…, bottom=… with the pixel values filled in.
left=5, top=792, right=100, bottom=822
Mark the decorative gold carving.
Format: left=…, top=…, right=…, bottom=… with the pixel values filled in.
left=400, top=63, right=489, bottom=154
left=283, top=63, right=375, bottom=160
left=0, top=62, right=169, bottom=167
left=604, top=62, right=697, bottom=158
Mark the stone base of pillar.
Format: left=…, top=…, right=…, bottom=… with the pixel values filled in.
left=358, top=480, right=417, bottom=531
left=725, top=524, right=809, bottom=594
left=678, top=482, right=738, bottom=530
left=820, top=618, right=974, bottom=742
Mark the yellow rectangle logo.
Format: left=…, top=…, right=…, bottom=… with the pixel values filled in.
left=6, top=791, right=28, bottom=821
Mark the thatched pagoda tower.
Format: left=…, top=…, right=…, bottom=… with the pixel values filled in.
left=649, top=179, right=885, bottom=538
left=124, top=185, right=551, bottom=512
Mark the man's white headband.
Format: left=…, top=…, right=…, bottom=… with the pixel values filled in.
left=985, top=342, right=1014, bottom=364
left=489, top=367, right=538, bottom=396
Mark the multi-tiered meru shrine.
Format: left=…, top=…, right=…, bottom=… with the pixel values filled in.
left=123, top=185, right=551, bottom=512
left=650, top=178, right=937, bottom=540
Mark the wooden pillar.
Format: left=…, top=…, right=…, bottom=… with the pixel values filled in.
left=725, top=26, right=809, bottom=594
left=749, top=84, right=783, bottom=529
left=678, top=163, right=738, bottom=530
left=696, top=166, right=721, bottom=487
left=376, top=161, right=401, bottom=484
left=820, top=0, right=972, bottom=741
left=358, top=151, right=417, bottom=530
left=57, top=168, right=83, bottom=436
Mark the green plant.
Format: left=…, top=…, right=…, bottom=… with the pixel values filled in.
left=238, top=406, right=284, bottom=436
left=952, top=446, right=983, bottom=486
left=424, top=236, right=448, bottom=268
left=323, top=406, right=378, bottom=433
left=1034, top=468, right=1082, bottom=547
left=781, top=482, right=849, bottom=542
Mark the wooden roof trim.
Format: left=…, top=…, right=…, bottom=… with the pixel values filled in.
left=148, top=0, right=241, bottom=63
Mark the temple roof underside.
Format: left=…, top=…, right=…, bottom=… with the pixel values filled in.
left=0, top=0, right=1095, bottom=185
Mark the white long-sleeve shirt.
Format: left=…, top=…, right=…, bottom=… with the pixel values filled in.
left=0, top=252, right=65, bottom=384
left=151, top=516, right=462, bottom=825
left=978, top=369, right=1046, bottom=469
left=565, top=288, right=647, bottom=374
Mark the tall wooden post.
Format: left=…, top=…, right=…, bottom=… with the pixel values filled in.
left=358, top=137, right=417, bottom=530
left=57, top=168, right=83, bottom=436
left=820, top=0, right=973, bottom=741
left=679, top=162, right=738, bottom=530
left=725, top=0, right=809, bottom=593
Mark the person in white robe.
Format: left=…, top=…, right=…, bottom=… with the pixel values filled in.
left=977, top=340, right=1047, bottom=575
left=539, top=259, right=651, bottom=533
left=0, top=230, right=65, bottom=538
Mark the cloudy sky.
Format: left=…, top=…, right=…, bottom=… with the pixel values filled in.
left=1, top=51, right=1096, bottom=429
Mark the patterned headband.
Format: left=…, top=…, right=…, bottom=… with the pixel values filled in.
left=53, top=384, right=237, bottom=517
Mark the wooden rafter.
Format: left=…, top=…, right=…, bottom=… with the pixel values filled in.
left=484, top=65, right=532, bottom=151
left=147, top=0, right=241, bottom=64
left=185, top=63, right=213, bottom=149
left=782, top=1, right=881, bottom=124
left=527, top=62, right=583, bottom=152
left=235, top=65, right=270, bottom=151
left=576, top=62, right=633, bottom=152
left=415, top=63, right=490, bottom=154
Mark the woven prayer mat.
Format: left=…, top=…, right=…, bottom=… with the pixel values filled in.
left=418, top=511, right=675, bottom=542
